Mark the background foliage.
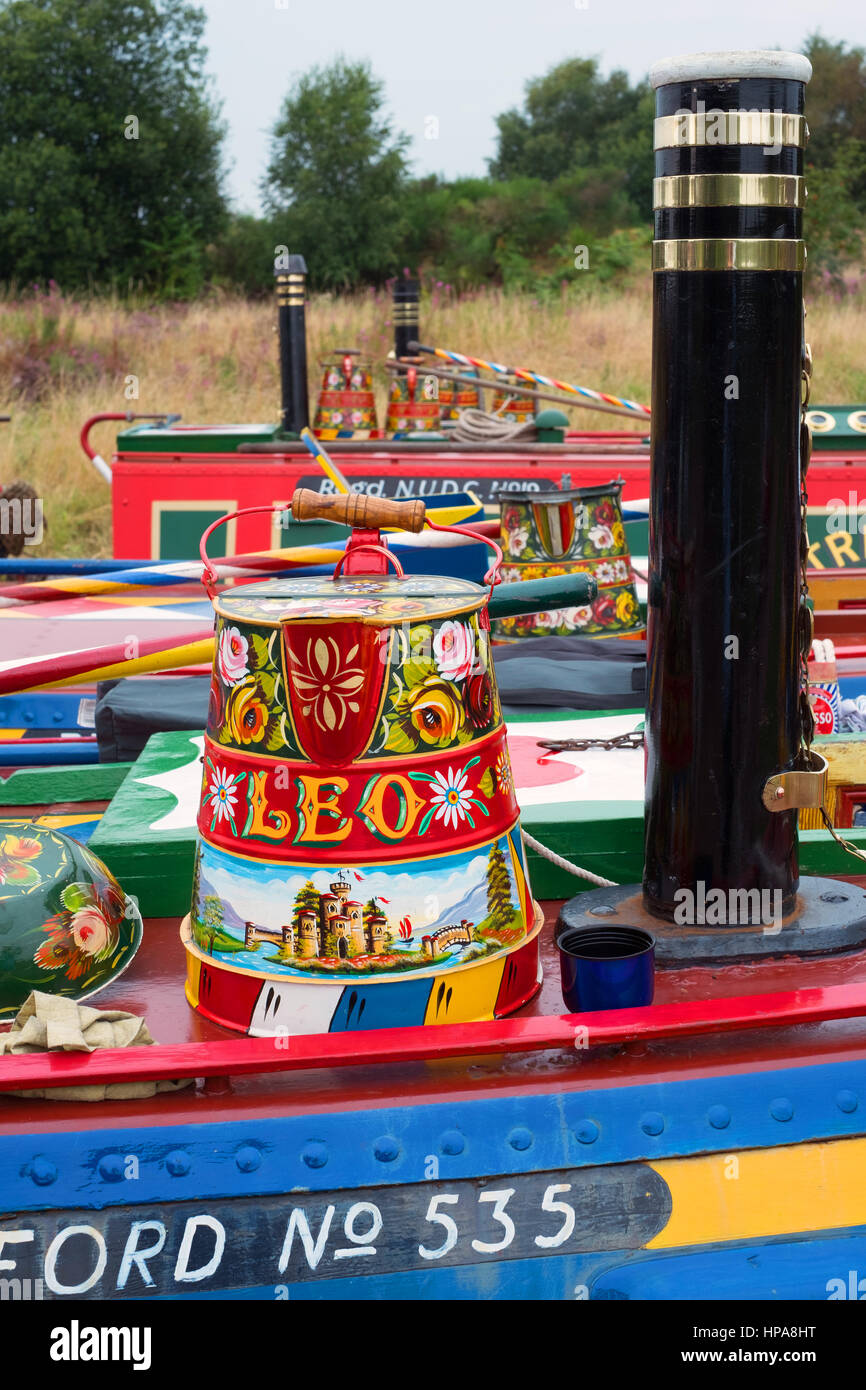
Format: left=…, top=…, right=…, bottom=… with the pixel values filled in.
left=0, top=4, right=862, bottom=296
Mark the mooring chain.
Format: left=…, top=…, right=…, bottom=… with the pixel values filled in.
left=538, top=730, right=645, bottom=753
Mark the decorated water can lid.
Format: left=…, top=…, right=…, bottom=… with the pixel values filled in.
left=215, top=574, right=487, bottom=628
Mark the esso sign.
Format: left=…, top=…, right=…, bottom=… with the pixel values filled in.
left=810, top=693, right=835, bottom=734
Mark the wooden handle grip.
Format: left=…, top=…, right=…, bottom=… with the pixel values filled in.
left=291, top=488, right=426, bottom=533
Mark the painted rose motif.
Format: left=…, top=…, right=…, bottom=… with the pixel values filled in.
left=593, top=593, right=618, bottom=625
left=207, top=677, right=225, bottom=733
left=218, top=626, right=249, bottom=685
left=616, top=590, right=638, bottom=623
left=588, top=524, right=614, bottom=551
left=434, top=621, right=475, bottom=682
left=596, top=499, right=615, bottom=527
left=225, top=679, right=270, bottom=745
left=567, top=605, right=593, bottom=628
left=393, top=676, right=465, bottom=747
left=0, top=833, right=43, bottom=890
left=507, top=528, right=530, bottom=558
left=467, top=673, right=494, bottom=730
left=289, top=635, right=365, bottom=732
left=35, top=878, right=126, bottom=982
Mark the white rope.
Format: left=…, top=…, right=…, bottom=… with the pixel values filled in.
left=522, top=830, right=617, bottom=888
left=451, top=407, right=537, bottom=444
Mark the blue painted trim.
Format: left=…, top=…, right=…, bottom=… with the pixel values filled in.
left=2, top=1056, right=866, bottom=1214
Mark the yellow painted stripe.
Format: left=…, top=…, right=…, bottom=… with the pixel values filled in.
left=28, top=638, right=215, bottom=690
left=185, top=952, right=202, bottom=1011
left=650, top=1137, right=866, bottom=1248
left=422, top=953, right=506, bottom=1025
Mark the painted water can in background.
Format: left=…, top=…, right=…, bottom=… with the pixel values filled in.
left=385, top=363, right=441, bottom=437
left=439, top=367, right=481, bottom=422
left=492, top=375, right=536, bottom=428
left=496, top=481, right=643, bottom=638
left=313, top=352, right=379, bottom=439
left=184, top=565, right=541, bottom=1036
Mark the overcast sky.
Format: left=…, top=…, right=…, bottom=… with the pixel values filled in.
left=200, top=0, right=866, bottom=213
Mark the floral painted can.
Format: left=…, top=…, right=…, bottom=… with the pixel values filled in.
left=491, top=376, right=536, bottom=428
left=313, top=352, right=379, bottom=439
left=0, top=827, right=142, bottom=1017
left=496, top=482, right=643, bottom=638
left=184, top=573, right=542, bottom=1035
left=438, top=367, right=481, bottom=422
left=385, top=363, right=441, bottom=437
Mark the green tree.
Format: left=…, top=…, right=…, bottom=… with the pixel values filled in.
left=803, top=35, right=866, bottom=198
left=486, top=842, right=515, bottom=931
left=0, top=0, right=227, bottom=293
left=489, top=57, right=653, bottom=222
left=291, top=881, right=320, bottom=933
left=200, top=895, right=224, bottom=955
left=262, top=58, right=411, bottom=290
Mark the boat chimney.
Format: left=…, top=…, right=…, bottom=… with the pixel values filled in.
left=643, top=50, right=811, bottom=919
left=275, top=253, right=309, bottom=436
left=393, top=275, right=420, bottom=362
left=558, top=51, right=866, bottom=963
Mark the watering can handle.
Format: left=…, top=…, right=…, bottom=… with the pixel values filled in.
left=291, top=487, right=426, bottom=533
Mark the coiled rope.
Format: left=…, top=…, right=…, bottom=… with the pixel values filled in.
left=522, top=830, right=617, bottom=888
left=451, top=407, right=537, bottom=444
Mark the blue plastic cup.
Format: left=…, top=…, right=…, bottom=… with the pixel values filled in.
left=558, top=926, right=655, bottom=1013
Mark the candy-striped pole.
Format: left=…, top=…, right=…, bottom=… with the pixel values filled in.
left=411, top=342, right=651, bottom=418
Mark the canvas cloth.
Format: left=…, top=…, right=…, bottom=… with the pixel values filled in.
left=0, top=991, right=193, bottom=1102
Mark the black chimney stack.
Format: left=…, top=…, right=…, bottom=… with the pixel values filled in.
left=275, top=254, right=309, bottom=435
left=393, top=276, right=420, bottom=362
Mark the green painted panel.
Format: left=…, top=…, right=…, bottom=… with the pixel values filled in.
left=159, top=507, right=229, bottom=561
left=0, top=763, right=134, bottom=805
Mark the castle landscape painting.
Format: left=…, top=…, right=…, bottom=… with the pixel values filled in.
left=191, top=831, right=529, bottom=977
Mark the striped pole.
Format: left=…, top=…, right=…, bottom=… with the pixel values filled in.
left=412, top=342, right=651, bottom=418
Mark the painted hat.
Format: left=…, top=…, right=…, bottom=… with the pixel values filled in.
left=184, top=568, right=541, bottom=1035
left=496, top=481, right=643, bottom=639
left=0, top=826, right=142, bottom=1018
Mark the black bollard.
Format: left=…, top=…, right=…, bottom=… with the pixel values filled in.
left=275, top=254, right=309, bottom=436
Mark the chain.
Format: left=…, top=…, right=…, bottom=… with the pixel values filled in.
left=538, top=730, right=645, bottom=753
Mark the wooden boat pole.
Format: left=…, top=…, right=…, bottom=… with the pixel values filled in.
left=384, top=360, right=646, bottom=422
left=275, top=253, right=309, bottom=435
left=643, top=52, right=811, bottom=919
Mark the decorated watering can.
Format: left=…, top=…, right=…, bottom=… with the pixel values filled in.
left=439, top=366, right=481, bottom=422
left=0, top=825, right=142, bottom=1017
left=497, top=480, right=643, bottom=639
left=313, top=350, right=379, bottom=439
left=385, top=362, right=441, bottom=437
left=184, top=493, right=596, bottom=1036
left=491, top=375, right=537, bottom=428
